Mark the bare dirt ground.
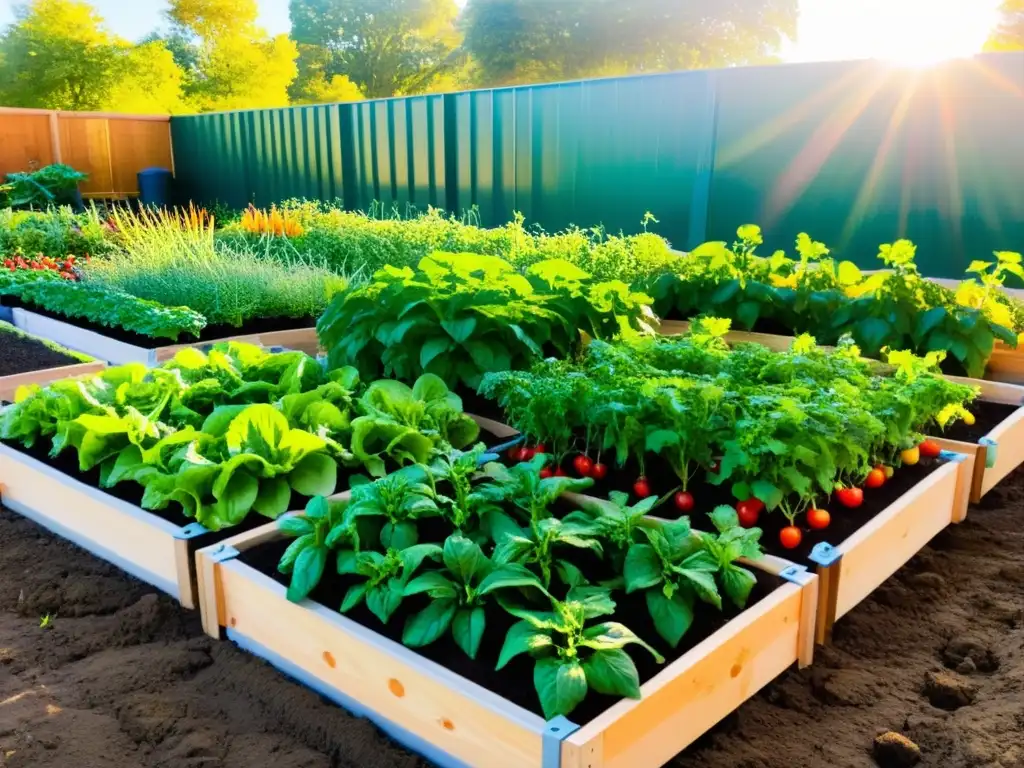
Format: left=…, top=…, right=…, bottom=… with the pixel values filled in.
left=1, top=469, right=1021, bottom=768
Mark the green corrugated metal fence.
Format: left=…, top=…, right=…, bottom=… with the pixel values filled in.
left=170, top=53, right=1024, bottom=279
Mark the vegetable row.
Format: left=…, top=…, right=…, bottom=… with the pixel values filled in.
left=0, top=342, right=479, bottom=531
left=480, top=319, right=977, bottom=548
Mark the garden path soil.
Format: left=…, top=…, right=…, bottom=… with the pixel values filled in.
left=1, top=470, right=1022, bottom=767
left=0, top=332, right=80, bottom=377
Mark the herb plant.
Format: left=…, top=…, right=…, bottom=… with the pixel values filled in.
left=497, top=586, right=664, bottom=719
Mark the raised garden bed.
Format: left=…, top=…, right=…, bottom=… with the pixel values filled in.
left=931, top=377, right=1024, bottom=503
left=986, top=340, right=1024, bottom=384
left=0, top=440, right=243, bottom=608
left=541, top=451, right=968, bottom=646
left=196, top=517, right=817, bottom=768
left=0, top=321, right=105, bottom=402
left=10, top=305, right=318, bottom=365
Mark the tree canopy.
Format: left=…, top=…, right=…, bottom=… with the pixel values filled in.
left=0, top=0, right=187, bottom=112
left=0, top=0, right=801, bottom=113
left=462, top=0, right=798, bottom=86
left=289, top=0, right=463, bottom=98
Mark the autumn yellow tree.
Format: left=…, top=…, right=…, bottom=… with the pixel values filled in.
left=0, top=0, right=187, bottom=112
left=167, top=0, right=298, bottom=111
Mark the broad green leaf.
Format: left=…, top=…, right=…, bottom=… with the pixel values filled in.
left=496, top=620, right=554, bottom=670
left=366, top=580, right=405, bottom=623
left=443, top=535, right=488, bottom=584
left=288, top=453, right=338, bottom=497
left=287, top=545, right=327, bottom=603
left=583, top=648, right=642, bottom=699
left=708, top=505, right=739, bottom=534
left=646, top=589, right=694, bottom=647
left=254, top=477, right=293, bottom=518
left=277, top=533, right=314, bottom=574
left=567, top=586, right=616, bottom=619
left=381, top=520, right=419, bottom=550
left=452, top=606, right=486, bottom=659
left=721, top=564, right=758, bottom=609
left=534, top=658, right=588, bottom=719
left=441, top=317, right=477, bottom=344
left=403, top=598, right=457, bottom=648
left=404, top=571, right=458, bottom=598
left=580, top=622, right=664, bottom=661
left=477, top=563, right=546, bottom=596
left=278, top=515, right=315, bottom=537
left=420, top=336, right=453, bottom=370
left=623, top=544, right=663, bottom=593
left=340, top=582, right=367, bottom=612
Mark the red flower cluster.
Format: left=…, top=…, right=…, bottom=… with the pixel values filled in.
left=2, top=252, right=86, bottom=280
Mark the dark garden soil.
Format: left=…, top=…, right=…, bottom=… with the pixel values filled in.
left=0, top=330, right=82, bottom=377
left=1, top=295, right=316, bottom=349
left=939, top=401, right=1020, bottom=444
left=1, top=470, right=1023, bottom=767
left=237, top=534, right=782, bottom=726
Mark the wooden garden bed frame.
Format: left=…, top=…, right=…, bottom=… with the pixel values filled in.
left=196, top=521, right=818, bottom=768
left=10, top=308, right=319, bottom=365
left=0, top=359, right=105, bottom=401
left=808, top=454, right=969, bottom=644
left=0, top=441, right=251, bottom=609
left=659, top=319, right=1023, bottom=384
left=986, top=341, right=1024, bottom=384
left=930, top=377, right=1024, bottom=503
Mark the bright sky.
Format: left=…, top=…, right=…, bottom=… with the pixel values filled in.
left=0, top=0, right=1006, bottom=65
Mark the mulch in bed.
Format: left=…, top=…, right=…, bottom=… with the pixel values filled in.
left=0, top=329, right=83, bottom=378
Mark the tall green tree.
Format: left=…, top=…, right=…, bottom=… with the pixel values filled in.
left=0, top=0, right=188, bottom=113
left=167, top=0, right=299, bottom=111
left=462, top=0, right=797, bottom=86
left=0, top=0, right=116, bottom=110
left=986, top=0, right=1024, bottom=51
left=289, top=0, right=463, bottom=99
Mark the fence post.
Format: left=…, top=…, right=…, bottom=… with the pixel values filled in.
left=48, top=111, right=62, bottom=164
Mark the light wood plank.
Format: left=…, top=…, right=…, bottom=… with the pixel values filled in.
left=986, top=346, right=1024, bottom=384
left=0, top=360, right=105, bottom=401
left=979, top=407, right=1024, bottom=496
left=943, top=375, right=1024, bottom=405
left=470, top=414, right=519, bottom=439
left=174, top=537, right=195, bottom=609
left=832, top=463, right=958, bottom=620
left=217, top=561, right=547, bottom=768
left=257, top=327, right=321, bottom=356
left=0, top=443, right=181, bottom=597
left=0, top=113, right=54, bottom=177
left=564, top=584, right=805, bottom=768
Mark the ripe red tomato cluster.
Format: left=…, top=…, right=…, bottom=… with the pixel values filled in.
left=3, top=252, right=81, bottom=280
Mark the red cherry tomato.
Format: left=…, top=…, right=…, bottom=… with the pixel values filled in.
left=709, top=460, right=721, bottom=473
left=553, top=467, right=567, bottom=477
left=673, top=491, right=694, bottom=512
left=835, top=487, right=864, bottom=508
left=533, top=443, right=546, bottom=454
left=539, top=468, right=554, bottom=479
left=779, top=526, right=803, bottom=549
left=573, top=455, right=594, bottom=477
left=633, top=476, right=652, bottom=498
left=919, top=439, right=942, bottom=459
left=741, top=497, right=765, bottom=514
left=864, top=468, right=885, bottom=489
left=737, top=503, right=760, bottom=528
left=590, top=462, right=608, bottom=480
left=807, top=508, right=831, bottom=530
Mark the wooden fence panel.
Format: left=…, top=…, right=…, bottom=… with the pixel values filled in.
left=0, top=108, right=172, bottom=199
left=0, top=113, right=54, bottom=178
